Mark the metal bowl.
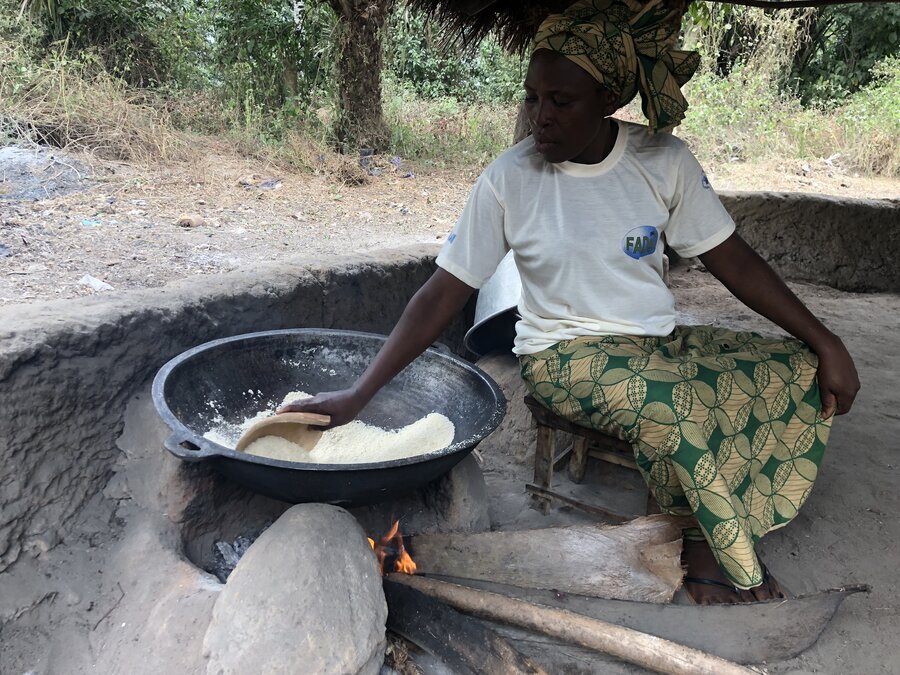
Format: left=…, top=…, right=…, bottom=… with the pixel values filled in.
left=152, top=329, right=506, bottom=506
left=464, top=250, right=521, bottom=356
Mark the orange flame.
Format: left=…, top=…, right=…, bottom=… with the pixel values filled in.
left=395, top=549, right=417, bottom=575
left=369, top=520, right=416, bottom=576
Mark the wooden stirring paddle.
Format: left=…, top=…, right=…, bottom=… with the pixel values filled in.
left=235, top=412, right=331, bottom=453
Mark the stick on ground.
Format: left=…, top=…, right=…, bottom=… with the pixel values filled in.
left=388, top=574, right=755, bottom=675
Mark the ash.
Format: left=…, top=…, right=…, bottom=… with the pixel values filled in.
left=208, top=524, right=271, bottom=582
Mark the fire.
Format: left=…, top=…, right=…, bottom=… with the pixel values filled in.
left=395, top=549, right=417, bottom=575
left=369, top=520, right=417, bottom=576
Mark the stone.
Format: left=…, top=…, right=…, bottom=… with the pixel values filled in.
left=351, top=454, right=490, bottom=537
left=176, top=213, right=206, bottom=228
left=203, top=503, right=387, bottom=675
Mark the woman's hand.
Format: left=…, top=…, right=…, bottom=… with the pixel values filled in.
left=274, top=269, right=475, bottom=430
left=814, top=336, right=860, bottom=418
left=277, top=389, right=366, bottom=429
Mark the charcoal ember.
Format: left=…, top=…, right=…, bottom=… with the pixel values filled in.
left=208, top=524, right=271, bottom=582
left=212, top=542, right=240, bottom=580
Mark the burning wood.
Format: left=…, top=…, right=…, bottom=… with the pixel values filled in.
left=370, top=518, right=761, bottom=674
left=384, top=578, right=548, bottom=675
left=374, top=520, right=545, bottom=674
left=369, top=520, right=417, bottom=576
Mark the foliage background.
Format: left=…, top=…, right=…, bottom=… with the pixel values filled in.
left=1, top=0, right=898, bottom=175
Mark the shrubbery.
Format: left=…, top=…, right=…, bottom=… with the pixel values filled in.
left=1, top=1, right=897, bottom=175
left=384, top=9, right=524, bottom=103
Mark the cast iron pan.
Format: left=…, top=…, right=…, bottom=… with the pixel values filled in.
left=152, top=329, right=506, bottom=506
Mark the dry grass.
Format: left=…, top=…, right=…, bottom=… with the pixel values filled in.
left=0, top=36, right=381, bottom=186
left=256, top=130, right=372, bottom=185
left=384, top=634, right=423, bottom=675
left=1, top=41, right=186, bottom=163
left=1, top=17, right=897, bottom=180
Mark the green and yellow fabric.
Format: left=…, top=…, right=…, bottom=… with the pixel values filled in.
left=533, top=0, right=700, bottom=132
left=520, top=326, right=831, bottom=589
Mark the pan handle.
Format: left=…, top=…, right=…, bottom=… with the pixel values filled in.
left=164, top=432, right=221, bottom=461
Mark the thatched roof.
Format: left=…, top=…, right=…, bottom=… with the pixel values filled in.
left=408, top=0, right=690, bottom=54
left=408, top=0, right=883, bottom=54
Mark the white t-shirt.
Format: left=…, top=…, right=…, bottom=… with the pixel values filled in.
left=436, top=120, right=736, bottom=355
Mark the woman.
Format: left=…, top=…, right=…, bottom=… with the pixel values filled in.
left=282, top=0, right=860, bottom=604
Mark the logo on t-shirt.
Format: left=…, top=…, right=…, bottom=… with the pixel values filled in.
left=447, top=233, right=457, bottom=243
left=622, top=226, right=659, bottom=260
left=701, top=173, right=711, bottom=189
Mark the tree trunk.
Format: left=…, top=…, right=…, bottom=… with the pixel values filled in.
left=328, top=0, right=394, bottom=152
left=513, top=102, right=531, bottom=144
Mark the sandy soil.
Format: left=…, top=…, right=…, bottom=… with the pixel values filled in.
left=3, top=132, right=898, bottom=673
left=1, top=143, right=897, bottom=307
left=3, top=267, right=897, bottom=675
left=0, top=146, right=474, bottom=305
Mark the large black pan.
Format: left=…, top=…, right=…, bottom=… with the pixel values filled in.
left=152, top=329, right=506, bottom=506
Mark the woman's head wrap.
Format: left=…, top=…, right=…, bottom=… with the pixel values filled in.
left=533, top=0, right=700, bottom=132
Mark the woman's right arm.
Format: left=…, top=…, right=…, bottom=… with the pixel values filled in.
left=277, top=268, right=476, bottom=427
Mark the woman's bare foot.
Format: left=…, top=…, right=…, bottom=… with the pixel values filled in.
left=681, top=538, right=787, bottom=604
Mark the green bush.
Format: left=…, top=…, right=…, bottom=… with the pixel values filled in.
left=16, top=0, right=211, bottom=88
left=210, top=0, right=338, bottom=126
left=383, top=76, right=516, bottom=167
left=792, top=5, right=900, bottom=103
left=677, top=55, right=900, bottom=177
left=680, top=66, right=824, bottom=164
left=1, top=0, right=897, bottom=178
left=385, top=8, right=525, bottom=103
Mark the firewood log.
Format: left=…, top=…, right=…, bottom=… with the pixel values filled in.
left=407, top=514, right=684, bottom=603
left=388, top=574, right=755, bottom=675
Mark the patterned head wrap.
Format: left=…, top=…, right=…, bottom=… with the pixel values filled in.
left=533, top=0, right=700, bottom=132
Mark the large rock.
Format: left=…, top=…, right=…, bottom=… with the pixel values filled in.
left=203, top=503, right=387, bottom=675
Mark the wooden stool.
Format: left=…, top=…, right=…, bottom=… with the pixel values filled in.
left=524, top=395, right=658, bottom=522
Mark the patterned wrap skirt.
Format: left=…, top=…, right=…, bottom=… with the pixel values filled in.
left=520, top=326, right=831, bottom=589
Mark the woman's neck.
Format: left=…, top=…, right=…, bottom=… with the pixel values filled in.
left=571, top=118, right=618, bottom=165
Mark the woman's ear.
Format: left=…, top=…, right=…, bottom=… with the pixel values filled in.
left=599, top=88, right=619, bottom=117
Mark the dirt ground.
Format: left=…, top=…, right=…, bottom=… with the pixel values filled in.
left=1, top=142, right=898, bottom=306
left=2, top=139, right=899, bottom=672
left=2, top=265, right=897, bottom=675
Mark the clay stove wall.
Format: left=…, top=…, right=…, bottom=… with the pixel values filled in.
left=720, top=191, right=899, bottom=293
left=0, top=246, right=464, bottom=573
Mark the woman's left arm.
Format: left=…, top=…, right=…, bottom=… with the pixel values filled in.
left=698, top=232, right=860, bottom=417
